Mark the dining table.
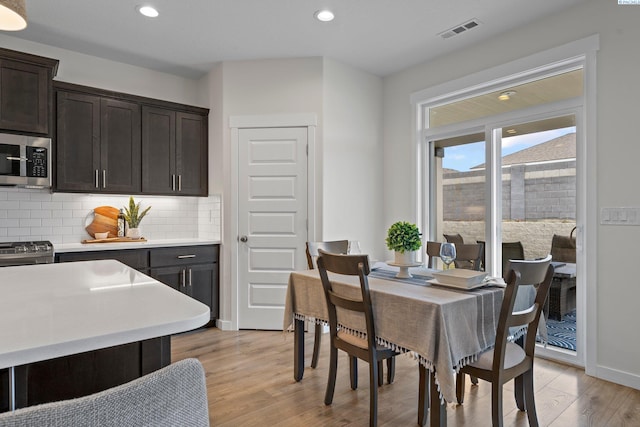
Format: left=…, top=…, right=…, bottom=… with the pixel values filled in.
left=283, top=263, right=506, bottom=427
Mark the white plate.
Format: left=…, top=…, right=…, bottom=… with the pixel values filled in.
left=427, top=277, right=506, bottom=290
left=427, top=278, right=488, bottom=290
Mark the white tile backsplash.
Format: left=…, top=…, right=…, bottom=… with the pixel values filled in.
left=0, top=188, right=221, bottom=244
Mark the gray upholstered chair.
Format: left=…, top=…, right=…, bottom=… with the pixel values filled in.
left=0, top=358, right=209, bottom=427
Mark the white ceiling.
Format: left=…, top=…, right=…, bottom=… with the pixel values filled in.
left=13, top=0, right=587, bottom=79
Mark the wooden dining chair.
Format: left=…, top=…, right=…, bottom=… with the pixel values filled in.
left=426, top=241, right=484, bottom=270
left=305, top=240, right=349, bottom=369
left=455, top=255, right=553, bottom=427
left=317, top=250, right=399, bottom=427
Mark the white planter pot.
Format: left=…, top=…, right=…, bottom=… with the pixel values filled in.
left=394, top=250, right=415, bottom=265
left=126, top=227, right=142, bottom=239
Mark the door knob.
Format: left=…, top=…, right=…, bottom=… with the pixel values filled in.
left=239, top=236, right=248, bottom=242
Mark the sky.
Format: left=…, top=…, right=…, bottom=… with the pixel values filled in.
left=443, top=126, right=576, bottom=172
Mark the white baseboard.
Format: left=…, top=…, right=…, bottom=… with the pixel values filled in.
left=595, top=365, right=640, bottom=390
left=216, top=319, right=234, bottom=331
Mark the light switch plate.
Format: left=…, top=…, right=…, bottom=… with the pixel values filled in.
left=600, top=207, right=640, bottom=225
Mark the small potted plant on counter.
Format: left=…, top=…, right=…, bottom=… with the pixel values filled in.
left=123, top=196, right=151, bottom=239
left=386, top=221, right=422, bottom=265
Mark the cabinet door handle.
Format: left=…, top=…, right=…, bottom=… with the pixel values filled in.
left=172, top=174, right=176, bottom=191
left=95, top=170, right=99, bottom=188
left=178, top=175, right=182, bottom=192
left=181, top=269, right=186, bottom=289
left=188, top=268, right=192, bottom=288
left=177, top=254, right=196, bottom=259
left=102, top=170, right=107, bottom=188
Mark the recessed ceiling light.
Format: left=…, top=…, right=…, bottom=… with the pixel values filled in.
left=315, top=10, right=335, bottom=22
left=498, top=90, right=516, bottom=101
left=137, top=5, right=159, bottom=18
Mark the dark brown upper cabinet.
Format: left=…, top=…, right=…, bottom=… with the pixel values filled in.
left=142, top=107, right=208, bottom=196
left=0, top=48, right=58, bottom=136
left=56, top=89, right=141, bottom=193
left=54, top=81, right=208, bottom=197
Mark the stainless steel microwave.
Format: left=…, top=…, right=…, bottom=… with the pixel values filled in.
left=0, top=133, right=51, bottom=188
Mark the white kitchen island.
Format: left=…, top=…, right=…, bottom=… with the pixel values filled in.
left=0, top=259, right=210, bottom=411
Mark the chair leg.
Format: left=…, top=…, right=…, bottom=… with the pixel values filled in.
left=324, top=346, right=338, bottom=405
left=417, top=364, right=429, bottom=427
left=523, top=370, right=539, bottom=427
left=491, top=382, right=504, bottom=427
left=386, top=357, right=395, bottom=384
left=349, top=356, right=358, bottom=390
left=456, top=371, right=466, bottom=404
left=311, top=323, right=322, bottom=368
left=377, top=361, right=384, bottom=387
left=369, top=357, right=379, bottom=427
left=514, top=374, right=525, bottom=411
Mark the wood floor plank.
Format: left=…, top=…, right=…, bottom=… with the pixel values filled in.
left=172, top=328, right=640, bottom=427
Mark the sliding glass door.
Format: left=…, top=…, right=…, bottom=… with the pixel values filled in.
left=423, top=110, right=582, bottom=364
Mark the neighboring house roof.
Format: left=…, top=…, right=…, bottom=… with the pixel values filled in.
left=471, top=132, right=576, bottom=170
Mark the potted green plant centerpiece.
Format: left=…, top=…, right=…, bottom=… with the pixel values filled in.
left=123, top=196, right=151, bottom=239
left=386, top=221, right=422, bottom=265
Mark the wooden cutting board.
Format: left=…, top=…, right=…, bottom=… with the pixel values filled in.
left=82, top=237, right=147, bottom=244
left=85, top=206, right=120, bottom=238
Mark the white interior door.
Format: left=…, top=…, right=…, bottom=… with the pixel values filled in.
left=237, top=127, right=308, bottom=329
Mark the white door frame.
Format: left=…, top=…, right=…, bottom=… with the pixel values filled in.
left=226, top=113, right=317, bottom=331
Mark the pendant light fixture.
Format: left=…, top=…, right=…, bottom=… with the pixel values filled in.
left=0, top=0, right=27, bottom=31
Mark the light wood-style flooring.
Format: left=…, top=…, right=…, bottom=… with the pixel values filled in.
left=172, top=328, right=640, bottom=427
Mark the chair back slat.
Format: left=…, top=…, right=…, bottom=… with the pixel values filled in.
left=306, top=240, right=349, bottom=269
left=328, top=290, right=366, bottom=313
left=317, top=250, right=376, bottom=349
left=506, top=305, right=538, bottom=328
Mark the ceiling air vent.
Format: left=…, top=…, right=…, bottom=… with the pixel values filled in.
left=438, top=19, right=481, bottom=39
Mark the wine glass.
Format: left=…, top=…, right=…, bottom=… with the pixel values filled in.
left=439, top=242, right=456, bottom=269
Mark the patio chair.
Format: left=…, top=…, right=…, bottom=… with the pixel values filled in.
left=426, top=241, right=484, bottom=271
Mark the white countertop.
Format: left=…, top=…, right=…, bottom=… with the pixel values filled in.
left=55, top=238, right=221, bottom=253
left=0, top=259, right=210, bottom=369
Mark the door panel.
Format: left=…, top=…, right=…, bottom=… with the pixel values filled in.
left=238, top=127, right=308, bottom=329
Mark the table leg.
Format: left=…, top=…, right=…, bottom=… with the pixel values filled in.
left=294, top=318, right=305, bottom=382
left=430, top=369, right=447, bottom=427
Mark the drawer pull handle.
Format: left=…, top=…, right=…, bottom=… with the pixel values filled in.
left=177, top=254, right=196, bottom=259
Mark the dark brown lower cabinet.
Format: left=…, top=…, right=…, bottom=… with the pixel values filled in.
left=0, top=336, right=170, bottom=412
left=150, top=256, right=219, bottom=324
